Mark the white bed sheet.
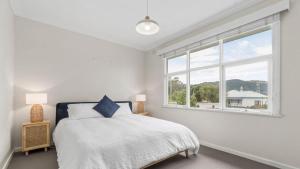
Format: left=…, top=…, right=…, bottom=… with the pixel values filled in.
left=53, top=114, right=200, bottom=169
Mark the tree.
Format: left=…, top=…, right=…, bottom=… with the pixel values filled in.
left=168, top=77, right=186, bottom=105
left=191, top=83, right=219, bottom=103
left=170, top=90, right=186, bottom=105
left=190, top=94, right=198, bottom=107
left=168, top=77, right=219, bottom=105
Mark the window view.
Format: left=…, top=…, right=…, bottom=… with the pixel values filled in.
left=168, top=74, right=186, bottom=105
left=223, top=29, right=272, bottom=62
left=189, top=45, right=220, bottom=109
left=190, top=68, right=219, bottom=109
left=190, top=45, right=219, bottom=68
left=225, top=61, right=268, bottom=110
left=167, top=55, right=187, bottom=73
left=164, top=27, right=275, bottom=114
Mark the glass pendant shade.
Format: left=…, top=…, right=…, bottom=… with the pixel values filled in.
left=136, top=16, right=159, bottom=35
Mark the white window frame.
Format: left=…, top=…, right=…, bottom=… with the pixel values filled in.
left=163, top=23, right=281, bottom=117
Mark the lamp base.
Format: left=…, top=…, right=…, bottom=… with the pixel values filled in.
left=136, top=102, right=145, bottom=113
left=30, top=104, right=44, bottom=123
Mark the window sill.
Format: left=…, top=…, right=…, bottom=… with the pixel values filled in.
left=161, top=105, right=283, bottom=118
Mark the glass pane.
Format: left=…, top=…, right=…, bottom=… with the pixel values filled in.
left=190, top=45, right=219, bottom=68
left=225, top=61, right=268, bottom=110
left=167, top=55, right=187, bottom=73
left=168, top=74, right=186, bottom=105
left=224, top=29, right=272, bottom=62
left=190, top=67, right=219, bottom=109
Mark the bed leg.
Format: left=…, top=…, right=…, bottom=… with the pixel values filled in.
left=185, top=150, right=189, bottom=158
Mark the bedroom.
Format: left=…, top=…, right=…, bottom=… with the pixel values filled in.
left=0, top=0, right=299, bottom=169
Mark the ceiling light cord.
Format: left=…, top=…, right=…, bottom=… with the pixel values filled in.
left=147, top=0, right=149, bottom=17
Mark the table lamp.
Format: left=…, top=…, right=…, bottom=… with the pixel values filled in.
left=136, top=94, right=146, bottom=113
left=26, top=93, right=47, bottom=123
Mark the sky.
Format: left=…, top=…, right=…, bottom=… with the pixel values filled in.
left=168, top=29, right=272, bottom=84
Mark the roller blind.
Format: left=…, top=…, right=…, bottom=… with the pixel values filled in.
left=161, top=14, right=280, bottom=58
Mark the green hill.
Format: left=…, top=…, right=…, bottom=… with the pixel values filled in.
left=191, top=79, right=267, bottom=95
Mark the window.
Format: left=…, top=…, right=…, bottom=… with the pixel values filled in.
left=225, top=61, right=269, bottom=110
left=223, top=30, right=272, bottom=62
left=190, top=67, right=220, bottom=109
left=166, top=55, right=187, bottom=105
left=164, top=26, right=280, bottom=115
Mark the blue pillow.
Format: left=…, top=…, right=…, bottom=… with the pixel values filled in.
left=93, top=95, right=120, bottom=118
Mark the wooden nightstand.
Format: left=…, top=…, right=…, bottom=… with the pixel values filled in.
left=136, top=112, right=151, bottom=116
left=22, top=121, right=50, bottom=155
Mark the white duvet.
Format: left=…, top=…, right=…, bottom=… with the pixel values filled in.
left=53, top=114, right=200, bottom=169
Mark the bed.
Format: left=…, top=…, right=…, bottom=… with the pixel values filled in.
left=53, top=101, right=200, bottom=169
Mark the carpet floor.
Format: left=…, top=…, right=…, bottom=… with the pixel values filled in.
left=8, top=146, right=277, bottom=169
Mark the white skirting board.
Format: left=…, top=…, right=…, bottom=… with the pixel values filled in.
left=1, top=151, right=13, bottom=169
left=200, top=141, right=299, bottom=169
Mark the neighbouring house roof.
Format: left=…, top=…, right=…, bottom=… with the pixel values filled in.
left=227, top=90, right=267, bottom=98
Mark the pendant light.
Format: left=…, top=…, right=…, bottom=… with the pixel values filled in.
left=136, top=0, right=159, bottom=35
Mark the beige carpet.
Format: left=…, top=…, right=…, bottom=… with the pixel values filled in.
left=8, top=146, right=277, bottom=169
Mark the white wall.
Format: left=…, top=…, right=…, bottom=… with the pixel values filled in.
left=145, top=1, right=300, bottom=168
left=0, top=0, right=15, bottom=167
left=13, top=17, right=146, bottom=148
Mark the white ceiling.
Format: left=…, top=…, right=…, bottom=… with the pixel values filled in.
left=11, top=0, right=263, bottom=51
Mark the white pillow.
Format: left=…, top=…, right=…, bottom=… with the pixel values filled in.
left=114, top=103, right=132, bottom=116
left=68, top=103, right=104, bottom=119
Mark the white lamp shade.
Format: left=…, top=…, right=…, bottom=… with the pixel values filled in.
left=26, top=93, right=47, bottom=105
left=136, top=94, right=146, bottom=102
left=136, top=16, right=159, bottom=35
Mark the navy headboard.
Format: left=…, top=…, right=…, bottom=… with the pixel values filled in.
left=56, top=101, right=132, bottom=125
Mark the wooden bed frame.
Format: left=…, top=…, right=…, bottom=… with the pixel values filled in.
left=141, top=150, right=189, bottom=169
